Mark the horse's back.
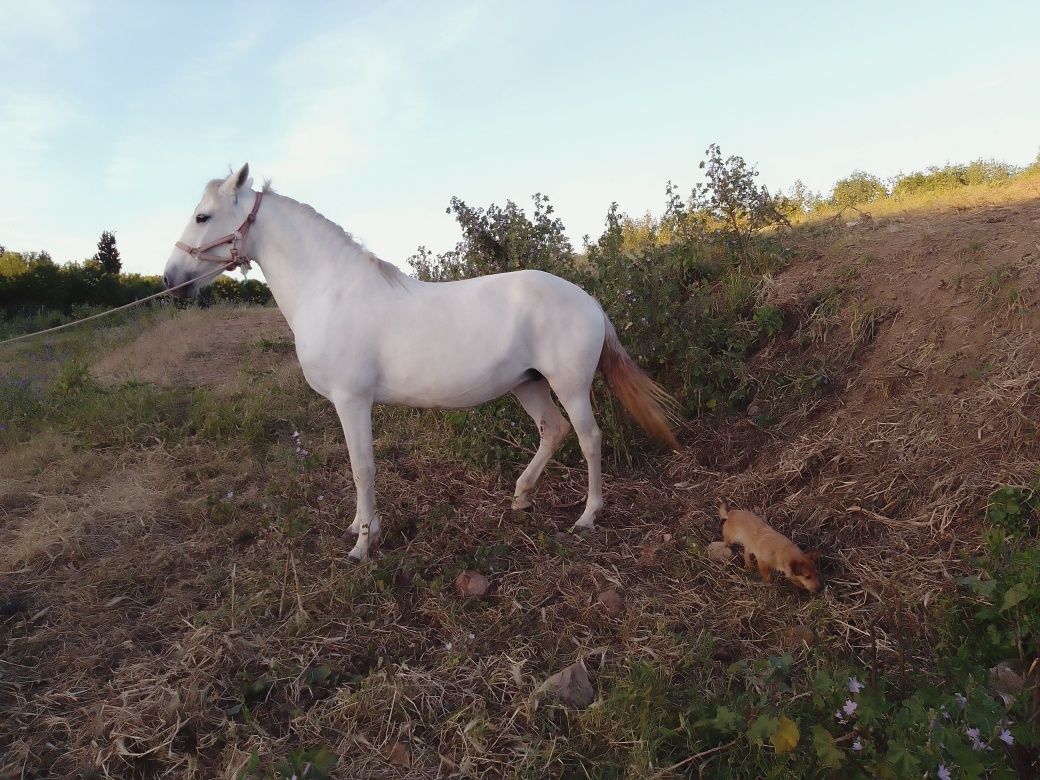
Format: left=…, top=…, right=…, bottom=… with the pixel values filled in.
left=365, top=269, right=606, bottom=407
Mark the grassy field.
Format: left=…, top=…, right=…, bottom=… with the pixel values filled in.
left=2, top=183, right=1039, bottom=778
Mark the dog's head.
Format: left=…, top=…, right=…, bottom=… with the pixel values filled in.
left=789, top=552, right=821, bottom=593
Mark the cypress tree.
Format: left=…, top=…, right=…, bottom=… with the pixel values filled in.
left=94, top=230, right=121, bottom=275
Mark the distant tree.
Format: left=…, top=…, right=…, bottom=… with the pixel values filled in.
left=23, top=250, right=53, bottom=266
left=779, top=179, right=823, bottom=215
left=0, top=251, right=28, bottom=277
left=93, top=230, right=121, bottom=275
left=830, top=171, right=887, bottom=207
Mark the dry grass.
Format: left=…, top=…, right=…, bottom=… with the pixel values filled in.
left=92, top=306, right=292, bottom=389
left=795, top=167, right=1040, bottom=226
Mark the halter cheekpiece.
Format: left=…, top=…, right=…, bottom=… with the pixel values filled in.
left=175, top=190, right=264, bottom=271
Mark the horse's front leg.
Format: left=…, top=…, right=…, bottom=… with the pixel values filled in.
left=333, top=394, right=379, bottom=563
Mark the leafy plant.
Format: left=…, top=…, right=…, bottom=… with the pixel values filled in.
left=754, top=304, right=785, bottom=339
left=830, top=170, right=887, bottom=207
left=987, top=484, right=1040, bottom=537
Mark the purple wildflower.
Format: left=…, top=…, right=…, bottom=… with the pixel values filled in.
left=848, top=677, right=865, bottom=694
left=852, top=739, right=862, bottom=751
left=843, top=700, right=858, bottom=717
left=937, top=765, right=951, bottom=780
left=999, top=729, right=1014, bottom=746
left=967, top=727, right=986, bottom=751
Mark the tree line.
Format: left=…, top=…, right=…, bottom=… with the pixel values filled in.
left=0, top=231, right=271, bottom=317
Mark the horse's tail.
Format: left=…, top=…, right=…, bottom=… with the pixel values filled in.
left=598, top=313, right=680, bottom=450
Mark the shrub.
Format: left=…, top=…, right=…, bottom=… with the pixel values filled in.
left=830, top=170, right=888, bottom=207
left=892, top=160, right=1019, bottom=198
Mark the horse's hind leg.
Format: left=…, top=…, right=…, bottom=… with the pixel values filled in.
left=555, top=388, right=603, bottom=532
left=511, top=379, right=571, bottom=510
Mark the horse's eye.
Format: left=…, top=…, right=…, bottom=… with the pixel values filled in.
left=195, top=214, right=210, bottom=224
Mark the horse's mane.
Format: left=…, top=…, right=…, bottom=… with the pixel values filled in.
left=263, top=181, right=407, bottom=290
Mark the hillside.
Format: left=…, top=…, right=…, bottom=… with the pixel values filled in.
left=2, top=191, right=1039, bottom=777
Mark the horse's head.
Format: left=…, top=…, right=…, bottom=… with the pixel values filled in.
left=164, top=163, right=254, bottom=298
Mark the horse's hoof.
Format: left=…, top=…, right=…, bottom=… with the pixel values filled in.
left=346, top=550, right=366, bottom=565
left=569, top=522, right=595, bottom=535
left=511, top=495, right=534, bottom=511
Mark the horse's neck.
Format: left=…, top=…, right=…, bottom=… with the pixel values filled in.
left=251, top=192, right=389, bottom=332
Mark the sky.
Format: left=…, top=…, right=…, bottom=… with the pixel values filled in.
left=1, top=0, right=1039, bottom=277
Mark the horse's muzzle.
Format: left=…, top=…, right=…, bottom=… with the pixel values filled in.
left=164, top=274, right=193, bottom=300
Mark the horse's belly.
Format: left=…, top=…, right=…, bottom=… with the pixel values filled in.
left=374, top=362, right=531, bottom=409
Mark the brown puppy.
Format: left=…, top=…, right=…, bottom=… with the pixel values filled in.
left=719, top=503, right=821, bottom=593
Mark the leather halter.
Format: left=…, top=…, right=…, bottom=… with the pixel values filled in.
left=175, top=190, right=264, bottom=271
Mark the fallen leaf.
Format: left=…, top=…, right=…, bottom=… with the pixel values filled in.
left=706, top=541, right=734, bottom=562
left=597, top=589, right=625, bottom=616
left=543, top=661, right=595, bottom=708
left=770, top=715, right=800, bottom=753
left=454, top=570, right=490, bottom=597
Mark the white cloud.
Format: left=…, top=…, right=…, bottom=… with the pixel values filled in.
left=265, top=31, right=413, bottom=186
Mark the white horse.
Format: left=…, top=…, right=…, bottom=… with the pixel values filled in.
left=164, top=164, right=678, bottom=562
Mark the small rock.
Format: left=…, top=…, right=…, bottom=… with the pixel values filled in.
left=454, top=570, right=490, bottom=597
left=543, top=661, right=595, bottom=708
left=748, top=404, right=761, bottom=416
left=989, top=660, right=1025, bottom=695
left=663, top=533, right=672, bottom=542
left=706, top=541, right=734, bottom=562
left=597, top=589, right=625, bottom=616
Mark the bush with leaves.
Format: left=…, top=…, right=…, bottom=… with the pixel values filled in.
left=830, top=170, right=888, bottom=207
left=410, top=193, right=573, bottom=282
left=893, top=160, right=1020, bottom=199
left=198, top=275, right=274, bottom=306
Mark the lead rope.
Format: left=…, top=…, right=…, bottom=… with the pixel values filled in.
left=0, top=264, right=232, bottom=348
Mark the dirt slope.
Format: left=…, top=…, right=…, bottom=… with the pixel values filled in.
left=676, top=196, right=1040, bottom=639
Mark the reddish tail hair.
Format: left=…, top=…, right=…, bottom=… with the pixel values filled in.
left=598, top=314, right=680, bottom=450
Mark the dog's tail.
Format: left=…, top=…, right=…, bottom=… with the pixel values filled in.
left=598, top=312, right=680, bottom=449
left=718, top=501, right=729, bottom=520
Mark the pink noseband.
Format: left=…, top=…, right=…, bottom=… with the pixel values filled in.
left=175, top=190, right=264, bottom=271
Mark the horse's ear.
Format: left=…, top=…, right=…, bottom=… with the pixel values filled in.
left=219, top=163, right=252, bottom=197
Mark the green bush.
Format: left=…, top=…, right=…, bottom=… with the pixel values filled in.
left=830, top=171, right=888, bottom=207
left=892, top=160, right=1019, bottom=198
